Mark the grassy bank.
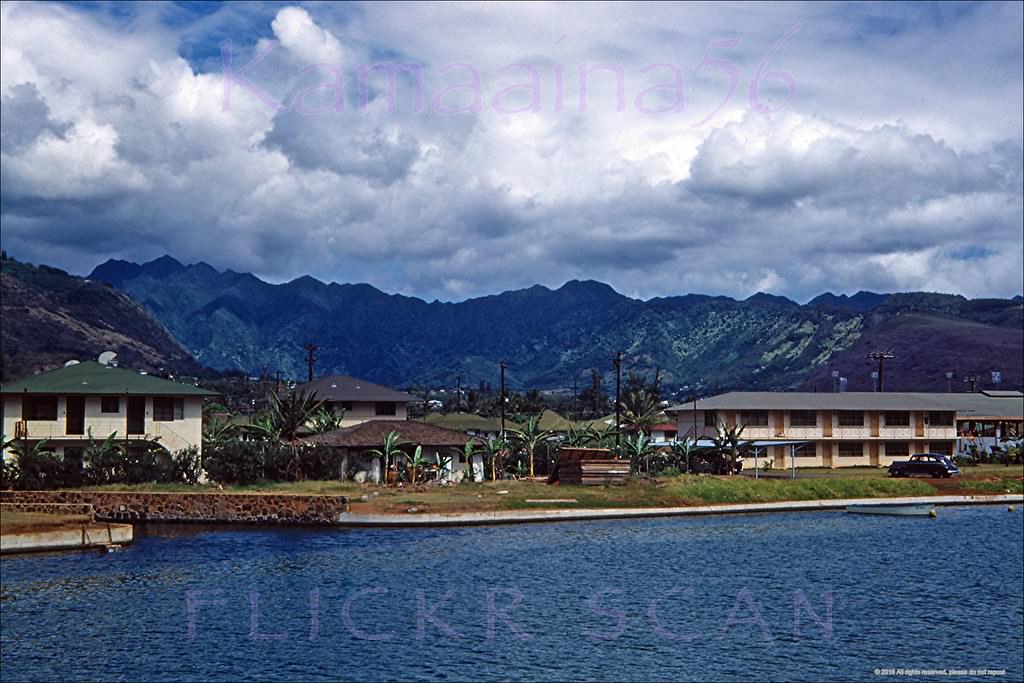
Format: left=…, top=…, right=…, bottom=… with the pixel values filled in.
left=38, top=465, right=1021, bottom=515
left=75, top=476, right=936, bottom=514
left=0, top=510, right=92, bottom=533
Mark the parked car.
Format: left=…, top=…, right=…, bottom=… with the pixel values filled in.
left=888, top=453, right=960, bottom=478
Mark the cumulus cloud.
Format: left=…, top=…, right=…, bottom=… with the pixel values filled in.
left=0, top=1, right=1021, bottom=301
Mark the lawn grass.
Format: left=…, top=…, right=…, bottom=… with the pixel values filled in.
left=55, top=464, right=1022, bottom=515
left=0, top=510, right=92, bottom=532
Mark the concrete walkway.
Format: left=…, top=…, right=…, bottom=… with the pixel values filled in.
left=337, top=494, right=1023, bottom=527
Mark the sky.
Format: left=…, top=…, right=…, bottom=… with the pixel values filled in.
left=1, top=1, right=1022, bottom=302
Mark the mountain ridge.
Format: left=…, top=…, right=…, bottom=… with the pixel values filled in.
left=84, top=256, right=1024, bottom=392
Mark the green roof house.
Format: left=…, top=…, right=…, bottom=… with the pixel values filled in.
left=2, top=361, right=217, bottom=460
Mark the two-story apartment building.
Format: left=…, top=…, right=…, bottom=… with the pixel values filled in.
left=666, top=392, right=968, bottom=468
left=295, top=375, right=412, bottom=427
left=1, top=361, right=216, bottom=461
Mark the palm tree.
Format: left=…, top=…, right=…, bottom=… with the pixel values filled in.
left=270, top=389, right=325, bottom=442
left=508, top=415, right=552, bottom=479
left=619, top=388, right=662, bottom=435
left=713, top=423, right=751, bottom=475
left=367, top=430, right=406, bottom=485
left=621, top=432, right=656, bottom=475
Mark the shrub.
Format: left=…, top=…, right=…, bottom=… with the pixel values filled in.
left=201, top=441, right=342, bottom=485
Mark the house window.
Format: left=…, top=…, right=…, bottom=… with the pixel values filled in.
left=884, top=411, right=910, bottom=427
left=101, top=397, right=120, bottom=413
left=837, top=411, right=863, bottom=427
left=703, top=411, right=718, bottom=427
left=930, top=441, right=954, bottom=456
left=886, top=442, right=909, bottom=458
left=341, top=402, right=353, bottom=412
left=375, top=402, right=396, bottom=416
left=789, top=410, right=817, bottom=427
left=838, top=442, right=863, bottom=458
left=928, top=411, right=954, bottom=427
left=23, top=396, right=58, bottom=421
left=740, top=410, right=769, bottom=427
left=153, top=398, right=184, bottom=421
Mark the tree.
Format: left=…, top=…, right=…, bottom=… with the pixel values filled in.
left=671, top=436, right=703, bottom=474
left=565, top=423, right=600, bottom=447
left=367, top=430, right=406, bottom=484
left=405, top=445, right=427, bottom=485
left=250, top=389, right=325, bottom=443
left=713, top=423, right=751, bottom=475
left=459, top=440, right=480, bottom=482
left=81, top=428, right=127, bottom=485
left=509, top=415, right=552, bottom=479
left=621, top=432, right=657, bottom=475
left=619, top=387, right=662, bottom=435
left=481, top=436, right=506, bottom=481
left=203, top=414, right=238, bottom=449
left=310, top=406, right=345, bottom=434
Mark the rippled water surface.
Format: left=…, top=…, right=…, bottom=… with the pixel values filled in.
left=2, top=507, right=1022, bottom=682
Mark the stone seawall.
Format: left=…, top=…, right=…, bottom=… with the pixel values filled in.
left=0, top=491, right=349, bottom=526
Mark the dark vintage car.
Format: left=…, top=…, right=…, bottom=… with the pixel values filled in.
left=888, top=453, right=960, bottom=478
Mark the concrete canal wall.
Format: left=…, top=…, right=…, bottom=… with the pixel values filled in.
left=0, top=491, right=350, bottom=526
left=1, top=521, right=133, bottom=554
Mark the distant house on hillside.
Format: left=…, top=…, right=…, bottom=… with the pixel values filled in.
left=1, top=361, right=217, bottom=460
left=295, top=375, right=413, bottom=427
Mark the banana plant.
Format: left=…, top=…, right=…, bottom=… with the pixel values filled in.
left=405, top=446, right=428, bottom=484
left=481, top=436, right=506, bottom=481
left=368, top=430, right=406, bottom=484
left=310, top=407, right=345, bottom=434
left=508, top=415, right=552, bottom=479
left=671, top=436, right=703, bottom=474
left=566, top=423, right=601, bottom=447
left=621, top=432, right=656, bottom=475
left=459, top=440, right=479, bottom=482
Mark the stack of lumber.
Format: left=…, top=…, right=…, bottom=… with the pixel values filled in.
left=556, top=448, right=630, bottom=486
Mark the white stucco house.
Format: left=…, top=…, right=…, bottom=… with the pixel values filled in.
left=1, top=361, right=217, bottom=461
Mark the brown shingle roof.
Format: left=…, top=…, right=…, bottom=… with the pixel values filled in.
left=295, top=375, right=413, bottom=403
left=301, top=420, right=471, bottom=448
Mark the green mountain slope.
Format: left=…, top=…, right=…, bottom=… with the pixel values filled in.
left=88, top=257, right=1024, bottom=393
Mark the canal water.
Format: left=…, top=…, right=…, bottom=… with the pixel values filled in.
left=2, top=507, right=1022, bottom=682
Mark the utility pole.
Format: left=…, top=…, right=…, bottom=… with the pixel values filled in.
left=946, top=371, right=954, bottom=393
left=499, top=361, right=507, bottom=439
left=572, top=376, right=578, bottom=421
left=867, top=351, right=895, bottom=392
left=456, top=375, right=462, bottom=413
left=304, top=343, right=319, bottom=383
left=963, top=375, right=979, bottom=393
left=613, top=351, right=623, bottom=448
